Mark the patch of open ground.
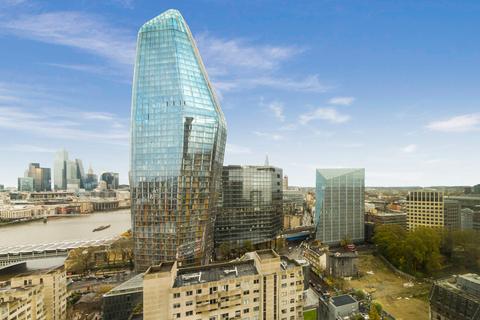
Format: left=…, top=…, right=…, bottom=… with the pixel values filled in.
left=349, top=252, right=431, bottom=320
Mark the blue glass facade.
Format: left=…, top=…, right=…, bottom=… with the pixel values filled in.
left=315, top=168, right=365, bottom=245
left=130, top=9, right=227, bottom=271
left=215, top=165, right=283, bottom=248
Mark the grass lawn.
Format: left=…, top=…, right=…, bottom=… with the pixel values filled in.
left=304, top=309, right=317, bottom=320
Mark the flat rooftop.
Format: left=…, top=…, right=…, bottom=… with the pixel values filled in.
left=173, top=260, right=257, bottom=288
left=257, top=249, right=278, bottom=260
left=435, top=274, right=480, bottom=300
left=331, top=294, right=357, bottom=307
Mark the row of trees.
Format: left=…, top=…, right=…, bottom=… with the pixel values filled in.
left=373, top=224, right=480, bottom=277
left=67, top=237, right=134, bottom=274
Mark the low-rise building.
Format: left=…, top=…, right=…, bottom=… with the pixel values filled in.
left=143, top=249, right=304, bottom=320
left=0, top=205, right=45, bottom=221
left=103, top=274, right=144, bottom=320
left=303, top=243, right=328, bottom=275
left=429, top=273, right=480, bottom=320
left=326, top=251, right=359, bottom=278
left=318, top=294, right=359, bottom=320
left=366, top=211, right=407, bottom=229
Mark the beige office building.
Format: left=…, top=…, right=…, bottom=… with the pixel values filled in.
left=8, top=266, right=67, bottom=320
left=144, top=250, right=305, bottom=320
left=0, top=283, right=45, bottom=320
left=406, top=190, right=444, bottom=230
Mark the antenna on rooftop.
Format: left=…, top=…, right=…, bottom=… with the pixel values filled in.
left=264, top=154, right=269, bottom=166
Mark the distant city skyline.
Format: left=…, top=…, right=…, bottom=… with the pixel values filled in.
left=1, top=1, right=479, bottom=187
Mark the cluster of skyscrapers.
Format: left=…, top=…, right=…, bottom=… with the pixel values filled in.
left=129, top=9, right=366, bottom=275
left=15, top=149, right=119, bottom=193
left=17, top=163, right=51, bottom=192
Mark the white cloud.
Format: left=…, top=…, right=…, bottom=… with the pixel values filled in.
left=328, top=96, right=355, bottom=106
left=226, top=143, right=252, bottom=155
left=253, top=131, right=283, bottom=141
left=267, top=101, right=285, bottom=122
left=1, top=144, right=56, bottom=153
left=426, top=113, right=480, bottom=132
left=299, top=107, right=350, bottom=125
left=0, top=11, right=136, bottom=67
left=0, top=106, right=128, bottom=145
left=401, top=144, right=417, bottom=153
left=214, top=75, right=330, bottom=94
left=196, top=34, right=302, bottom=71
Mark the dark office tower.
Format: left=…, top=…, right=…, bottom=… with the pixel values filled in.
left=130, top=9, right=227, bottom=271
left=84, top=165, right=98, bottom=191
left=444, top=199, right=461, bottom=230
left=75, top=159, right=85, bottom=189
left=26, top=163, right=51, bottom=192
left=100, top=172, right=119, bottom=190
left=215, top=165, right=283, bottom=248
left=315, top=168, right=365, bottom=245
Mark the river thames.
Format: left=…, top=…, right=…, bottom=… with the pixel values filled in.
left=0, top=209, right=131, bottom=247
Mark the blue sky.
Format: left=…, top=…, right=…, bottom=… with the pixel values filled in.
left=0, top=0, right=479, bottom=187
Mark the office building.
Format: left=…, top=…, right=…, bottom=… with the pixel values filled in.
left=10, top=266, right=67, bottom=320
left=444, top=199, right=461, bottom=230
left=100, top=172, right=119, bottom=190
left=143, top=250, right=304, bottom=320
left=103, top=274, right=144, bottom=320
left=26, top=163, right=51, bottom=192
left=130, top=9, right=227, bottom=271
left=473, top=184, right=480, bottom=194
left=446, top=195, right=480, bottom=213
left=0, top=265, right=67, bottom=320
left=17, top=177, right=34, bottom=192
left=53, top=149, right=68, bottom=191
left=75, top=159, right=85, bottom=189
left=315, top=168, right=365, bottom=245
left=283, top=175, right=289, bottom=190
left=406, top=190, right=444, bottom=230
left=53, top=149, right=85, bottom=192
left=0, top=282, right=45, bottom=320
left=366, top=211, right=407, bottom=229
left=215, top=165, right=283, bottom=248
left=84, top=165, right=98, bottom=191
left=429, top=273, right=480, bottom=320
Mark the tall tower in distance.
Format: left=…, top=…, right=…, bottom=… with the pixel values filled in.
left=315, top=168, right=365, bottom=245
left=130, top=9, right=227, bottom=271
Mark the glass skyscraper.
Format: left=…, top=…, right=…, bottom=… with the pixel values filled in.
left=130, top=9, right=227, bottom=271
left=215, top=165, right=283, bottom=248
left=315, top=168, right=365, bottom=245
left=53, top=149, right=68, bottom=191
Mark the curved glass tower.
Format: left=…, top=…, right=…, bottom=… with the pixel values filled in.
left=130, top=9, right=227, bottom=271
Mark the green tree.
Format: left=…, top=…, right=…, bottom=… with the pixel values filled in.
left=369, top=304, right=381, bottom=320
left=243, top=240, right=254, bottom=252
left=353, top=289, right=366, bottom=301
left=340, top=235, right=353, bottom=247
left=218, top=242, right=231, bottom=259
left=112, top=237, right=134, bottom=269
left=404, top=227, right=442, bottom=275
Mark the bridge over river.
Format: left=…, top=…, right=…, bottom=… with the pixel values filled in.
left=0, top=238, right=117, bottom=267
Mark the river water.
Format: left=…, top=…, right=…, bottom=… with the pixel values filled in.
left=0, top=209, right=132, bottom=248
